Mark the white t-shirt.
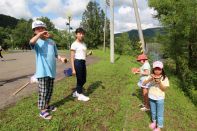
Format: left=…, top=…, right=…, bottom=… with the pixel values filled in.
left=140, top=61, right=151, bottom=79
left=71, top=41, right=87, bottom=60
left=148, top=76, right=170, bottom=100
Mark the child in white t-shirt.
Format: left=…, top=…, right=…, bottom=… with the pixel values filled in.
left=70, top=28, right=92, bottom=102
left=132, top=54, right=151, bottom=111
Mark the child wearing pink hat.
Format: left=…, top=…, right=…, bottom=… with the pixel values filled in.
left=143, top=61, right=170, bottom=131
left=133, top=54, right=151, bottom=111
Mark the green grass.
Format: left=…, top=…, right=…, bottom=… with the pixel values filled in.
left=0, top=50, right=197, bottom=130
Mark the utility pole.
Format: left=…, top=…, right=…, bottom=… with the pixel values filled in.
left=103, top=1, right=107, bottom=52
left=103, top=0, right=110, bottom=52
left=110, top=0, right=114, bottom=63
left=66, top=16, right=72, bottom=49
left=132, top=0, right=146, bottom=54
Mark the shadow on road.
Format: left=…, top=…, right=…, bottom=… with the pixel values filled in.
left=4, top=59, right=17, bottom=61
left=0, top=74, right=33, bottom=85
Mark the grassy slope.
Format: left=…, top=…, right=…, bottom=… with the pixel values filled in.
left=0, top=50, right=196, bottom=131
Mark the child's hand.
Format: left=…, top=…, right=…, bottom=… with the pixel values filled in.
left=87, top=50, right=93, bottom=56
left=38, top=31, right=48, bottom=36
left=63, top=58, right=69, bottom=63
left=131, top=68, right=139, bottom=74
left=37, top=31, right=50, bottom=39
left=39, top=31, right=52, bottom=39
left=60, top=57, right=69, bottom=64
left=72, top=70, right=76, bottom=75
left=149, top=74, right=155, bottom=81
left=151, top=74, right=162, bottom=83
left=154, top=78, right=161, bottom=84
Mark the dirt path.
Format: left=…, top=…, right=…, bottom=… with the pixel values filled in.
left=0, top=50, right=99, bottom=109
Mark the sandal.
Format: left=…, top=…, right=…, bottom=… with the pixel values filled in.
left=39, top=111, right=52, bottom=120
left=46, top=106, right=57, bottom=112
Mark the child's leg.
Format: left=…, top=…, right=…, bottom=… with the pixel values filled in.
left=82, top=62, right=86, bottom=86
left=149, top=98, right=157, bottom=122
left=38, top=77, right=52, bottom=119
left=74, top=60, right=84, bottom=94
left=38, top=77, right=48, bottom=111
left=0, top=52, right=4, bottom=60
left=142, top=88, right=149, bottom=108
left=156, top=99, right=164, bottom=128
left=46, top=77, right=54, bottom=106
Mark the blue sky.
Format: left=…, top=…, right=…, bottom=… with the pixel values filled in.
left=0, top=0, right=159, bottom=33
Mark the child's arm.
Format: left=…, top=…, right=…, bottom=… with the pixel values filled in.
left=153, top=76, right=168, bottom=91
left=29, top=31, right=48, bottom=44
left=57, top=55, right=68, bottom=63
left=135, top=69, right=149, bottom=75
left=86, top=50, right=92, bottom=56
left=70, top=50, right=76, bottom=75
left=158, top=81, right=167, bottom=91
left=142, top=76, right=153, bottom=86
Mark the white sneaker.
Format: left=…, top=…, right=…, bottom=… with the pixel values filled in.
left=72, top=91, right=79, bottom=98
left=77, top=94, right=90, bottom=101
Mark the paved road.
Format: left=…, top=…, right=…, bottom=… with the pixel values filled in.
left=0, top=50, right=99, bottom=109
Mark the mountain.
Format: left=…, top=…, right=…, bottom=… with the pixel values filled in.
left=115, top=27, right=165, bottom=40
left=0, top=14, right=19, bottom=28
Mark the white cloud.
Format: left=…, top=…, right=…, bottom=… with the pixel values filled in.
left=118, top=6, right=132, bottom=15
left=114, top=0, right=147, bottom=10
left=113, top=0, right=159, bottom=33
left=0, top=0, right=159, bottom=33
left=36, top=0, right=63, bottom=14
left=33, top=0, right=90, bottom=18
left=70, top=19, right=81, bottom=30
left=0, top=0, right=32, bottom=19
left=51, top=17, right=81, bottom=31
left=63, top=0, right=90, bottom=17
left=114, top=0, right=132, bottom=7
left=51, top=17, right=67, bottom=30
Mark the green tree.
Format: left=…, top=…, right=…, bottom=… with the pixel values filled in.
left=52, top=30, right=70, bottom=49
left=12, top=19, right=32, bottom=49
left=0, top=14, right=19, bottom=29
left=37, top=17, right=56, bottom=32
left=149, top=0, right=197, bottom=104
left=115, top=33, right=133, bottom=55
left=80, top=1, right=110, bottom=48
left=0, top=27, right=10, bottom=49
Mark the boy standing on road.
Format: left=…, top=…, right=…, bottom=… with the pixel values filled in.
left=30, top=20, right=67, bottom=120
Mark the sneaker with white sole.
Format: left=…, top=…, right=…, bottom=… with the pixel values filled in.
left=77, top=94, right=90, bottom=101
left=72, top=91, right=79, bottom=98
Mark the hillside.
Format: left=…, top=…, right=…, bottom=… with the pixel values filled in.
left=115, top=27, right=165, bottom=40
left=0, top=14, right=19, bottom=28
left=0, top=50, right=196, bottom=130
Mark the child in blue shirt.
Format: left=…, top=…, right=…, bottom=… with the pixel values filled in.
left=30, top=20, right=67, bottom=120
